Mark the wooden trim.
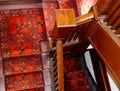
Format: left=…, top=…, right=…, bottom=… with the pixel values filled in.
left=52, top=25, right=72, bottom=40
left=56, top=40, right=64, bottom=91
left=89, top=21, right=120, bottom=86
left=91, top=5, right=99, bottom=20
left=76, top=12, right=94, bottom=25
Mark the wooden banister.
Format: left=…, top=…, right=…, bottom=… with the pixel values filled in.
left=111, top=18, right=120, bottom=30
left=115, top=27, right=120, bottom=34
left=104, top=0, right=120, bottom=21
left=76, top=12, right=94, bottom=25
left=96, top=0, right=114, bottom=16
left=107, top=8, right=120, bottom=26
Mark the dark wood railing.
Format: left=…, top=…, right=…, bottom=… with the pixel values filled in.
left=52, top=0, right=120, bottom=90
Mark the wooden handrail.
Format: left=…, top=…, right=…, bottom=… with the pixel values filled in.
left=76, top=12, right=94, bottom=25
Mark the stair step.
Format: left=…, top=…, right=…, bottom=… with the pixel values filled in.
left=77, top=78, right=89, bottom=86
left=6, top=72, right=44, bottom=91
left=64, top=56, right=95, bottom=91
left=67, top=78, right=89, bottom=87
left=19, top=87, right=44, bottom=91
left=64, top=58, right=82, bottom=72
left=70, top=85, right=92, bottom=91
left=3, top=55, right=42, bottom=75
left=64, top=64, right=82, bottom=72
left=66, top=70, right=85, bottom=80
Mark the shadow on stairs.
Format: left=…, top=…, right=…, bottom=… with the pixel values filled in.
left=64, top=55, right=100, bottom=91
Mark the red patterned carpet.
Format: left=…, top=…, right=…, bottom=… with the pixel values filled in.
left=0, top=8, right=47, bottom=57
left=0, top=0, right=97, bottom=90
left=64, top=56, right=92, bottom=91
left=0, top=8, right=46, bottom=91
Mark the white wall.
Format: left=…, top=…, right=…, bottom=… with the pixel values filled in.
left=107, top=72, right=119, bottom=91
left=84, top=51, right=97, bottom=83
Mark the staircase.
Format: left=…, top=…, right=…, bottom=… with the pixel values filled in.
left=0, top=8, right=52, bottom=91
left=51, top=0, right=120, bottom=90
left=4, top=55, right=44, bottom=91
left=64, top=56, right=96, bottom=91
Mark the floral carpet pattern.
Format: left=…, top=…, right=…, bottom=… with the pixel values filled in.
left=0, top=0, right=97, bottom=90
left=0, top=8, right=47, bottom=91
left=0, top=8, right=47, bottom=57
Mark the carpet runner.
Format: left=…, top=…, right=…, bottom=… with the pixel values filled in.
left=64, top=56, right=92, bottom=91
left=0, top=8, right=50, bottom=91
left=0, top=1, right=98, bottom=90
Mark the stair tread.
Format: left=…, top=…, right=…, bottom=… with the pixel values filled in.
left=70, top=85, right=92, bottom=91
left=66, top=70, right=85, bottom=79
left=67, top=78, right=89, bottom=87
left=19, top=87, right=44, bottom=91
left=64, top=56, right=93, bottom=91
left=64, top=58, right=82, bottom=72
left=3, top=55, right=43, bottom=75
left=6, top=72, right=44, bottom=91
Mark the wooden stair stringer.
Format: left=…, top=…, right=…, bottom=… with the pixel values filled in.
left=89, top=21, right=120, bottom=87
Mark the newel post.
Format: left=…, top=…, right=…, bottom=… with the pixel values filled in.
left=56, top=39, right=64, bottom=91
